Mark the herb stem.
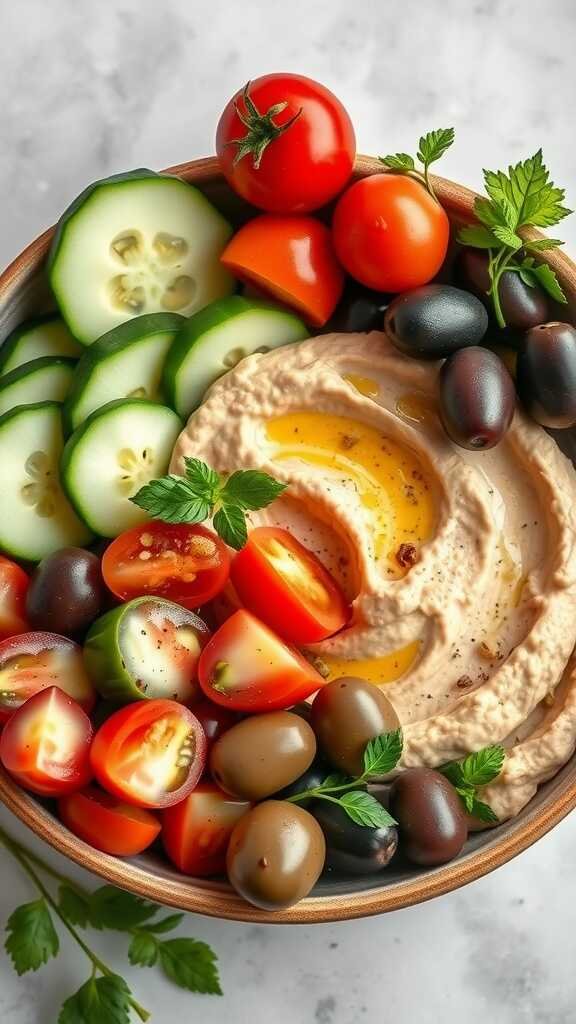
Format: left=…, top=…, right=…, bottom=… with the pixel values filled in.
left=0, top=827, right=91, bottom=900
left=285, top=776, right=368, bottom=805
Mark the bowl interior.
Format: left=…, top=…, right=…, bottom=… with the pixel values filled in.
left=1, top=156, right=575, bottom=924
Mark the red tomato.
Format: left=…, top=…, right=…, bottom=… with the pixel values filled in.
left=162, top=780, right=250, bottom=875
left=190, top=699, right=238, bottom=753
left=102, top=523, right=230, bottom=608
left=230, top=527, right=350, bottom=644
left=221, top=215, right=344, bottom=327
left=216, top=74, right=355, bottom=214
left=90, top=699, right=207, bottom=808
left=59, top=785, right=161, bottom=856
left=0, top=631, right=96, bottom=723
left=0, top=557, right=29, bottom=640
left=332, top=174, right=450, bottom=292
left=0, top=687, right=93, bottom=797
left=198, top=609, right=324, bottom=712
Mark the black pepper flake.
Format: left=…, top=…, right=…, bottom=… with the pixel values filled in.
left=456, top=675, right=473, bottom=689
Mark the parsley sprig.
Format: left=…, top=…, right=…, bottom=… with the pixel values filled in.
left=379, top=127, right=455, bottom=200
left=131, top=457, right=286, bottom=550
left=439, top=745, right=505, bottom=823
left=0, top=824, right=221, bottom=1023
left=458, top=150, right=572, bottom=327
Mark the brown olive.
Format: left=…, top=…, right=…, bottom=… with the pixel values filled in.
left=226, top=800, right=326, bottom=910
left=26, top=547, right=104, bottom=636
left=388, top=768, right=467, bottom=865
left=311, top=677, right=400, bottom=776
left=440, top=346, right=515, bottom=450
left=517, top=322, right=576, bottom=428
left=209, top=711, right=317, bottom=801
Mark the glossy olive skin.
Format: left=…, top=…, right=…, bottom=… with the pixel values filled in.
left=517, top=322, right=576, bottom=428
left=312, top=799, right=398, bottom=875
left=277, top=757, right=332, bottom=806
left=311, top=677, right=400, bottom=777
left=226, top=800, right=326, bottom=910
left=326, top=284, right=390, bottom=333
left=26, top=548, right=104, bottom=636
left=210, top=711, right=317, bottom=801
left=440, top=346, right=515, bottom=449
left=456, top=248, right=549, bottom=331
left=389, top=768, right=467, bottom=866
left=384, top=284, right=488, bottom=359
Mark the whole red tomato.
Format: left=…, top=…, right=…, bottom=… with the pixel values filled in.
left=216, top=74, right=355, bottom=213
left=332, top=174, right=450, bottom=292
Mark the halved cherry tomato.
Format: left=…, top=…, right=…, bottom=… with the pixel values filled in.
left=216, top=74, right=355, bottom=214
left=90, top=699, right=207, bottom=808
left=190, top=699, right=238, bottom=754
left=230, top=527, right=350, bottom=644
left=0, top=631, right=96, bottom=723
left=162, top=780, right=250, bottom=876
left=198, top=610, right=324, bottom=711
left=0, top=687, right=93, bottom=796
left=221, top=215, right=344, bottom=327
left=59, top=785, right=161, bottom=856
left=0, top=556, right=29, bottom=640
left=332, top=174, right=450, bottom=292
left=102, top=523, right=230, bottom=609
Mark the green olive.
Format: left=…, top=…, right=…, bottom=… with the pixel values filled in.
left=209, top=711, right=317, bottom=801
left=226, top=801, right=326, bottom=910
left=311, top=677, right=400, bottom=776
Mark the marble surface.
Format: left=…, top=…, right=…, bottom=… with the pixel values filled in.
left=1, top=1, right=576, bottom=1021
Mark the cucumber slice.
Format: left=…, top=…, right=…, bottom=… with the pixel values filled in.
left=163, top=296, right=309, bottom=419
left=0, top=403, right=93, bottom=561
left=48, top=169, right=235, bottom=346
left=0, top=314, right=81, bottom=375
left=64, top=312, right=184, bottom=431
left=61, top=398, right=182, bottom=537
left=0, top=357, right=76, bottom=416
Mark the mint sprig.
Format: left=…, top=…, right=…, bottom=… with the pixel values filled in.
left=131, top=456, right=286, bottom=550
left=380, top=127, right=455, bottom=199
left=439, top=744, right=505, bottom=823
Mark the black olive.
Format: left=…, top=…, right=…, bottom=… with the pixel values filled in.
left=276, top=757, right=332, bottom=806
left=26, top=547, right=104, bottom=636
left=517, top=322, right=576, bottom=428
left=456, top=248, right=549, bottom=331
left=324, top=283, right=390, bottom=333
left=440, top=346, right=515, bottom=449
left=312, top=798, right=398, bottom=875
left=384, top=284, right=488, bottom=359
left=389, top=768, right=467, bottom=866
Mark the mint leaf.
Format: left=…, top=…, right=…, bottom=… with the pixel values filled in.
left=438, top=760, right=465, bottom=788
left=363, top=729, right=403, bottom=777
left=58, top=975, right=132, bottom=1024
left=159, top=938, right=222, bottom=995
left=417, top=127, right=454, bottom=168
left=213, top=503, right=248, bottom=550
left=129, top=932, right=158, bottom=968
left=183, top=458, right=220, bottom=498
left=492, top=225, right=523, bottom=251
left=338, top=791, right=397, bottom=828
left=130, top=476, right=211, bottom=525
left=458, top=224, right=497, bottom=249
left=5, top=899, right=59, bottom=975
left=379, top=153, right=415, bottom=171
left=524, top=237, right=564, bottom=251
left=145, top=913, right=185, bottom=935
left=221, top=469, right=286, bottom=511
left=529, top=262, right=567, bottom=302
left=89, top=887, right=158, bottom=931
left=58, top=886, right=91, bottom=928
left=442, top=745, right=505, bottom=789
left=468, top=797, right=499, bottom=824
left=456, top=785, right=476, bottom=814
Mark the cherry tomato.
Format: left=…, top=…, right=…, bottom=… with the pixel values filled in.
left=198, top=609, right=324, bottom=712
left=221, top=215, right=344, bottom=327
left=230, top=527, right=350, bottom=644
left=58, top=785, right=161, bottom=856
left=190, top=699, right=238, bottom=753
left=0, top=631, right=96, bottom=723
left=90, top=699, right=207, bottom=808
left=162, top=780, right=250, bottom=876
left=0, top=556, right=29, bottom=640
left=102, top=523, right=230, bottom=608
left=0, top=687, right=93, bottom=797
left=216, top=74, right=355, bottom=214
left=332, top=174, right=450, bottom=292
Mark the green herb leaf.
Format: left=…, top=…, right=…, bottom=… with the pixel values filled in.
left=417, top=127, right=455, bottom=168
left=363, top=729, right=403, bottom=777
left=468, top=797, right=500, bottom=824
left=474, top=196, right=509, bottom=230
left=518, top=268, right=537, bottom=288
left=145, top=913, right=185, bottom=935
left=484, top=150, right=571, bottom=229
left=183, top=457, right=220, bottom=498
left=5, top=899, right=59, bottom=975
left=338, top=791, right=397, bottom=828
left=444, top=745, right=505, bottom=788
left=320, top=773, right=354, bottom=790
left=130, top=477, right=211, bottom=525
left=213, top=503, right=248, bottom=550
left=58, top=886, right=92, bottom=928
left=89, top=887, right=158, bottom=932
left=529, top=262, right=567, bottom=302
left=129, top=932, right=158, bottom=968
left=457, top=224, right=498, bottom=249
left=524, top=237, right=565, bottom=251
left=221, top=469, right=287, bottom=511
left=159, top=938, right=222, bottom=995
left=58, top=974, right=132, bottom=1024
left=491, top=225, right=523, bottom=251
left=438, top=760, right=464, bottom=788
left=379, top=153, right=415, bottom=171
left=455, top=785, right=476, bottom=814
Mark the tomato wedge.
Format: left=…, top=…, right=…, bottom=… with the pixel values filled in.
left=102, top=523, right=230, bottom=608
left=0, top=556, right=29, bottom=640
left=162, top=780, right=250, bottom=876
left=198, top=610, right=325, bottom=711
left=90, top=699, right=207, bottom=808
left=59, top=785, right=161, bottom=856
left=0, top=687, right=93, bottom=796
left=230, top=527, right=350, bottom=644
left=0, top=631, right=96, bottom=723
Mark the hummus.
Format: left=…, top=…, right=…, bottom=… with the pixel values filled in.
left=170, top=332, right=576, bottom=821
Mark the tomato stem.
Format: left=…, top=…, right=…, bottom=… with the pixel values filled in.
left=225, top=80, right=303, bottom=169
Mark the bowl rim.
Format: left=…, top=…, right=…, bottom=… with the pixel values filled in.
left=1, top=154, right=575, bottom=924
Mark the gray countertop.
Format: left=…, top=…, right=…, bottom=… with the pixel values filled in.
left=1, top=1, right=575, bottom=1021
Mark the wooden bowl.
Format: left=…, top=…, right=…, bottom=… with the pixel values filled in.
left=1, top=156, right=575, bottom=924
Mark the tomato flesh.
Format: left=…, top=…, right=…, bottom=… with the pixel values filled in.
left=0, top=686, right=93, bottom=796
left=0, top=557, right=29, bottom=641
left=90, top=699, right=207, bottom=808
left=102, top=523, right=230, bottom=609
left=0, top=631, right=96, bottom=722
left=230, top=527, right=350, bottom=644
left=59, top=785, right=161, bottom=856
left=162, top=780, right=250, bottom=875
left=198, top=610, right=325, bottom=711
